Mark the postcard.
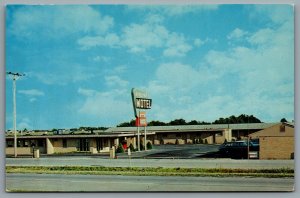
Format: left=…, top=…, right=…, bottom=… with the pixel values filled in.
left=5, top=4, right=294, bottom=192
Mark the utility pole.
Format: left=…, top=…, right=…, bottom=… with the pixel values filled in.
left=7, top=72, right=25, bottom=158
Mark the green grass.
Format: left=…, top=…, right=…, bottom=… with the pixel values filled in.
left=6, top=166, right=294, bottom=178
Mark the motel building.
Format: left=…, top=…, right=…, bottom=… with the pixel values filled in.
left=5, top=122, right=294, bottom=159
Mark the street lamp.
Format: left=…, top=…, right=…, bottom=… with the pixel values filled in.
left=6, top=71, right=25, bottom=158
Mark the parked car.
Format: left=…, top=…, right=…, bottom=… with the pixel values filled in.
left=219, top=140, right=259, bottom=159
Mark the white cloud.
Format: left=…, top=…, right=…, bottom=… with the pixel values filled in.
left=127, top=5, right=219, bottom=16
left=165, top=5, right=219, bottom=16
left=114, top=65, right=127, bottom=73
left=252, top=5, right=293, bottom=24
left=30, top=64, right=100, bottom=85
left=145, top=6, right=294, bottom=123
left=17, top=117, right=32, bottom=130
left=155, top=63, right=199, bottom=91
left=247, top=28, right=274, bottom=45
left=145, top=13, right=165, bottom=24
left=78, top=89, right=132, bottom=126
left=92, top=56, right=111, bottom=62
left=77, top=33, right=120, bottom=50
left=194, top=38, right=204, bottom=47
left=9, top=5, right=114, bottom=39
left=18, top=89, right=44, bottom=96
left=121, top=19, right=192, bottom=56
left=29, top=98, right=37, bottom=103
left=76, top=8, right=195, bottom=57
left=78, top=88, right=98, bottom=97
left=200, top=14, right=294, bottom=121
left=105, top=75, right=129, bottom=87
left=227, top=28, right=248, bottom=40
left=163, top=33, right=192, bottom=57
left=122, top=23, right=166, bottom=53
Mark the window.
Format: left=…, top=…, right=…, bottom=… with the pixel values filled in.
left=38, top=140, right=44, bottom=147
left=280, top=125, right=285, bottom=133
left=216, top=132, right=222, bottom=136
left=63, top=139, right=67, bottom=148
left=7, top=140, right=13, bottom=147
left=23, top=140, right=29, bottom=147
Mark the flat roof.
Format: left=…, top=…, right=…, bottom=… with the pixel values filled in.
left=5, top=123, right=278, bottom=139
left=5, top=131, right=159, bottom=139
left=106, top=123, right=279, bottom=133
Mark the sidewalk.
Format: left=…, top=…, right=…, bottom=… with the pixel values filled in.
left=6, top=157, right=294, bottom=170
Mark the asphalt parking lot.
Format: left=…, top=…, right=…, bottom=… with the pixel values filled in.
left=116, top=144, right=222, bottom=159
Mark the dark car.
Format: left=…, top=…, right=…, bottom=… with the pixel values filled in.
left=219, top=140, right=259, bottom=159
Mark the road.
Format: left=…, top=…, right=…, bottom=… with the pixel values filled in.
left=6, top=173, right=294, bottom=192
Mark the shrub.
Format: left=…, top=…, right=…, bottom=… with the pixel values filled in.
left=129, top=143, right=135, bottom=152
left=147, top=142, right=153, bottom=150
left=116, top=143, right=124, bottom=153
left=160, top=139, right=164, bottom=145
left=140, top=142, right=145, bottom=150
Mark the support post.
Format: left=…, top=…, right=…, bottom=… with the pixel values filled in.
left=144, top=126, right=147, bottom=151
left=137, top=123, right=140, bottom=151
left=13, top=78, right=17, bottom=158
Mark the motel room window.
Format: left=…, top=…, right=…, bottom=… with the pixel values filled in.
left=63, top=139, right=67, bottom=148
left=6, top=140, right=13, bottom=147
left=216, top=132, right=222, bottom=136
left=38, top=140, right=44, bottom=147
left=23, top=140, right=29, bottom=147
left=280, top=125, right=285, bottom=133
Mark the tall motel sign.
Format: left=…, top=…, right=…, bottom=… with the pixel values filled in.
left=131, top=88, right=152, bottom=151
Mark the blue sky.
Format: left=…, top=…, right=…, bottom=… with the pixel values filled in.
left=5, top=4, right=294, bottom=130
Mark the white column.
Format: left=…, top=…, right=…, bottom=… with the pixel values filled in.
left=13, top=78, right=17, bottom=158
left=144, top=126, right=147, bottom=151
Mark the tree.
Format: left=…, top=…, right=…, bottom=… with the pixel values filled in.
left=148, top=120, right=167, bottom=126
left=169, top=118, right=186, bottom=125
left=213, top=114, right=261, bottom=124
left=117, top=119, right=136, bottom=127
left=116, top=143, right=125, bottom=153
left=280, top=118, right=288, bottom=123
left=188, top=120, right=199, bottom=125
left=146, top=142, right=153, bottom=150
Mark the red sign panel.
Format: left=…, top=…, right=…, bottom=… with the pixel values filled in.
left=135, top=112, right=147, bottom=126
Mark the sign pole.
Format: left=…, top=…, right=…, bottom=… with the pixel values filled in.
left=137, top=110, right=140, bottom=151
left=144, top=126, right=147, bottom=151
left=13, top=77, right=17, bottom=158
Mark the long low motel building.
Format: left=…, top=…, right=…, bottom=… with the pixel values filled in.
left=6, top=123, right=278, bottom=156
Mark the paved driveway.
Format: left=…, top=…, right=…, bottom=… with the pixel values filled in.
left=117, top=144, right=220, bottom=159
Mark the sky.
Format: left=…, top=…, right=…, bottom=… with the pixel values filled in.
left=5, top=4, right=294, bottom=130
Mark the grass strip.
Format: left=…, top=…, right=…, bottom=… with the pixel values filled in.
left=6, top=166, right=294, bottom=178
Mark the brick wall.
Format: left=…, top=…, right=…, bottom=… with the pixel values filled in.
left=259, top=136, right=294, bottom=159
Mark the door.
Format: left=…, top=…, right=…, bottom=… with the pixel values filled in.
left=96, top=138, right=102, bottom=151
left=79, top=138, right=89, bottom=151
